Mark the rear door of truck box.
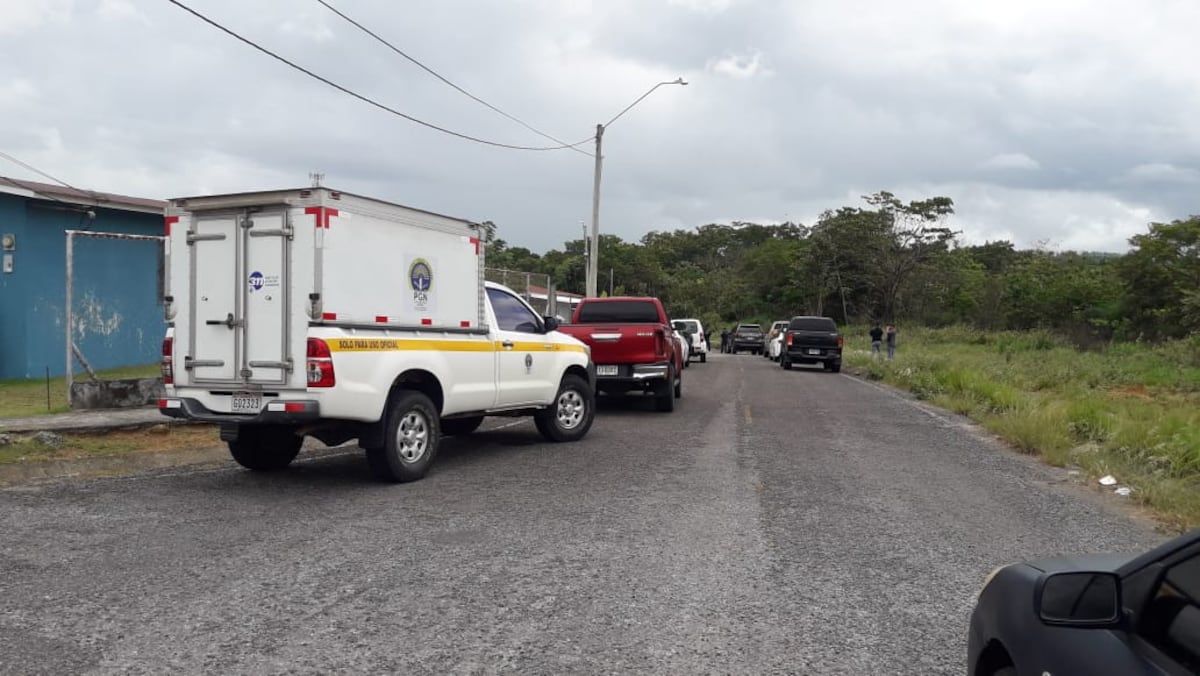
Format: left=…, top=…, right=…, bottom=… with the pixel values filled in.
left=180, top=207, right=298, bottom=396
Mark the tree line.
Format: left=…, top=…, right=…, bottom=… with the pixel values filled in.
left=484, top=191, right=1200, bottom=343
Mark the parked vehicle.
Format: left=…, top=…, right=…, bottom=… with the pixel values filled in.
left=780, top=316, right=843, bottom=372
left=158, top=186, right=596, bottom=482
left=557, top=297, right=683, bottom=412
left=673, top=325, right=691, bottom=367
left=968, top=527, right=1200, bottom=676
left=672, top=318, right=709, bottom=363
left=730, top=323, right=765, bottom=355
left=764, top=320, right=789, bottom=360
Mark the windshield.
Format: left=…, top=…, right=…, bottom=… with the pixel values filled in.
left=576, top=300, right=661, bottom=323
left=789, top=317, right=838, bottom=332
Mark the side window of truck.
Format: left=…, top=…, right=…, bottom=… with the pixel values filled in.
left=486, top=288, right=541, bottom=334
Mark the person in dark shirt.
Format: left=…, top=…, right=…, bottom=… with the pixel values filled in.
left=720, top=329, right=730, bottom=353
left=869, top=324, right=883, bottom=358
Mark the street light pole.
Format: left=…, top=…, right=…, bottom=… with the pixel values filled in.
left=586, top=77, right=687, bottom=298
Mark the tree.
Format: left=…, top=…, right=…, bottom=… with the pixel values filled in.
left=1118, top=217, right=1200, bottom=339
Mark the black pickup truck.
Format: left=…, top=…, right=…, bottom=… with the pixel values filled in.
left=780, top=316, right=843, bottom=372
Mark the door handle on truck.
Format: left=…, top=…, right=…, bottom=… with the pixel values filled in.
left=501, top=340, right=514, bottom=349
left=205, top=313, right=241, bottom=329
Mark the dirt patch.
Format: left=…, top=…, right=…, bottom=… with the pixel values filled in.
left=1109, top=384, right=1153, bottom=400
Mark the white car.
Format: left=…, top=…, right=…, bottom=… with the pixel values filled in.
left=672, top=318, right=709, bottom=363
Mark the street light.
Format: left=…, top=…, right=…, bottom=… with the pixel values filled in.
left=587, top=77, right=688, bottom=298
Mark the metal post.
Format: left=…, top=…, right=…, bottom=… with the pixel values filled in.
left=587, top=124, right=604, bottom=298
left=64, top=231, right=74, bottom=407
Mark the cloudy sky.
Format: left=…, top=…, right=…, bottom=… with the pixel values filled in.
left=2, top=0, right=1198, bottom=253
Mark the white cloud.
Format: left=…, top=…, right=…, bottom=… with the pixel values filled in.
left=97, top=0, right=150, bottom=25
left=0, top=78, right=36, bottom=108
left=0, top=0, right=72, bottom=35
left=280, top=15, right=334, bottom=43
left=669, top=0, right=735, bottom=14
left=1119, top=163, right=1200, bottom=185
left=0, top=0, right=1196, bottom=261
left=707, top=49, right=771, bottom=79
left=979, top=153, right=1040, bottom=171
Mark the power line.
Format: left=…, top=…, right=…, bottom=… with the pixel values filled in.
left=315, top=0, right=592, bottom=157
left=166, top=0, right=593, bottom=153
left=0, top=150, right=80, bottom=191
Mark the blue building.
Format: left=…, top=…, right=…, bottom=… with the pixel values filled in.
left=0, top=177, right=166, bottom=381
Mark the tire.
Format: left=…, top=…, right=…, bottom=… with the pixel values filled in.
left=441, top=416, right=484, bottom=436
left=655, top=367, right=676, bottom=412
left=829, top=362, right=842, bottom=373
left=228, top=425, right=302, bottom=471
left=699, top=353, right=706, bottom=363
left=366, top=390, right=439, bottom=483
left=534, top=374, right=595, bottom=442
left=781, top=357, right=792, bottom=370
left=992, top=668, right=1017, bottom=676
left=674, top=370, right=683, bottom=398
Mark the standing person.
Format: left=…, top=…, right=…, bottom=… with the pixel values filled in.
left=885, top=324, right=897, bottom=361
left=869, top=324, right=884, bottom=358
left=720, top=329, right=730, bottom=354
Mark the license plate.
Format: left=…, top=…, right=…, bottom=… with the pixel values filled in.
left=231, top=392, right=262, bottom=414
left=807, top=348, right=821, bottom=355
left=597, top=365, right=619, bottom=376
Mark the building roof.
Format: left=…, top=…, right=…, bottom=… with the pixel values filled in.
left=527, top=284, right=584, bottom=300
left=0, top=175, right=166, bottom=215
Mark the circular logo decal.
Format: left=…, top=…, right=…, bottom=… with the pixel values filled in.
left=248, top=271, right=265, bottom=291
left=409, top=259, right=433, bottom=292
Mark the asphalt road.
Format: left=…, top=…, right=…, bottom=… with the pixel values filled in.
left=0, top=353, right=1168, bottom=675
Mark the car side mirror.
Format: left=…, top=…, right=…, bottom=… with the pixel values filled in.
left=542, top=315, right=559, bottom=333
left=1038, top=572, right=1121, bottom=626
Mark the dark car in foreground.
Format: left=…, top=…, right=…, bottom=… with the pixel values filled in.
left=968, top=527, right=1200, bottom=675
left=781, top=316, right=843, bottom=372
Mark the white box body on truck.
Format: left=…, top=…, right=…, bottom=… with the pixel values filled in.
left=158, top=187, right=595, bottom=482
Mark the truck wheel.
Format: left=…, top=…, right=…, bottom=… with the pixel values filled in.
left=674, top=370, right=683, bottom=398
left=700, top=353, right=707, bottom=363
left=534, top=374, right=595, bottom=442
left=441, top=416, right=484, bottom=436
left=228, top=425, right=302, bottom=471
left=655, top=367, right=676, bottom=412
left=367, top=390, right=440, bottom=483
left=829, top=362, right=842, bottom=373
left=781, top=357, right=792, bottom=370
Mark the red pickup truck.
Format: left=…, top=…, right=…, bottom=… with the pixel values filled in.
left=557, top=297, right=683, bottom=412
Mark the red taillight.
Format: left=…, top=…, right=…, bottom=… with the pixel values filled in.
left=307, top=338, right=335, bottom=387
left=786, top=333, right=793, bottom=346
left=837, top=335, right=845, bottom=348
left=161, top=337, right=174, bottom=384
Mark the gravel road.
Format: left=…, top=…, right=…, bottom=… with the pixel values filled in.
left=0, top=353, right=1166, bottom=675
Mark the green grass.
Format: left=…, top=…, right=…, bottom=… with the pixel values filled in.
left=845, top=326, right=1200, bottom=531
left=0, top=425, right=220, bottom=465
left=0, top=363, right=160, bottom=418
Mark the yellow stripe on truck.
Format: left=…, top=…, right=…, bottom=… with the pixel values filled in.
left=326, top=338, right=587, bottom=354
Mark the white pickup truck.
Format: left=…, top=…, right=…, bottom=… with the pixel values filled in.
left=158, top=187, right=595, bottom=482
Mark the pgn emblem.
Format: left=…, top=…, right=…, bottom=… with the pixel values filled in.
left=409, top=258, right=432, bottom=310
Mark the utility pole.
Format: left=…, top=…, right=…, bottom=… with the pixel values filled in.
left=587, top=123, right=604, bottom=298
